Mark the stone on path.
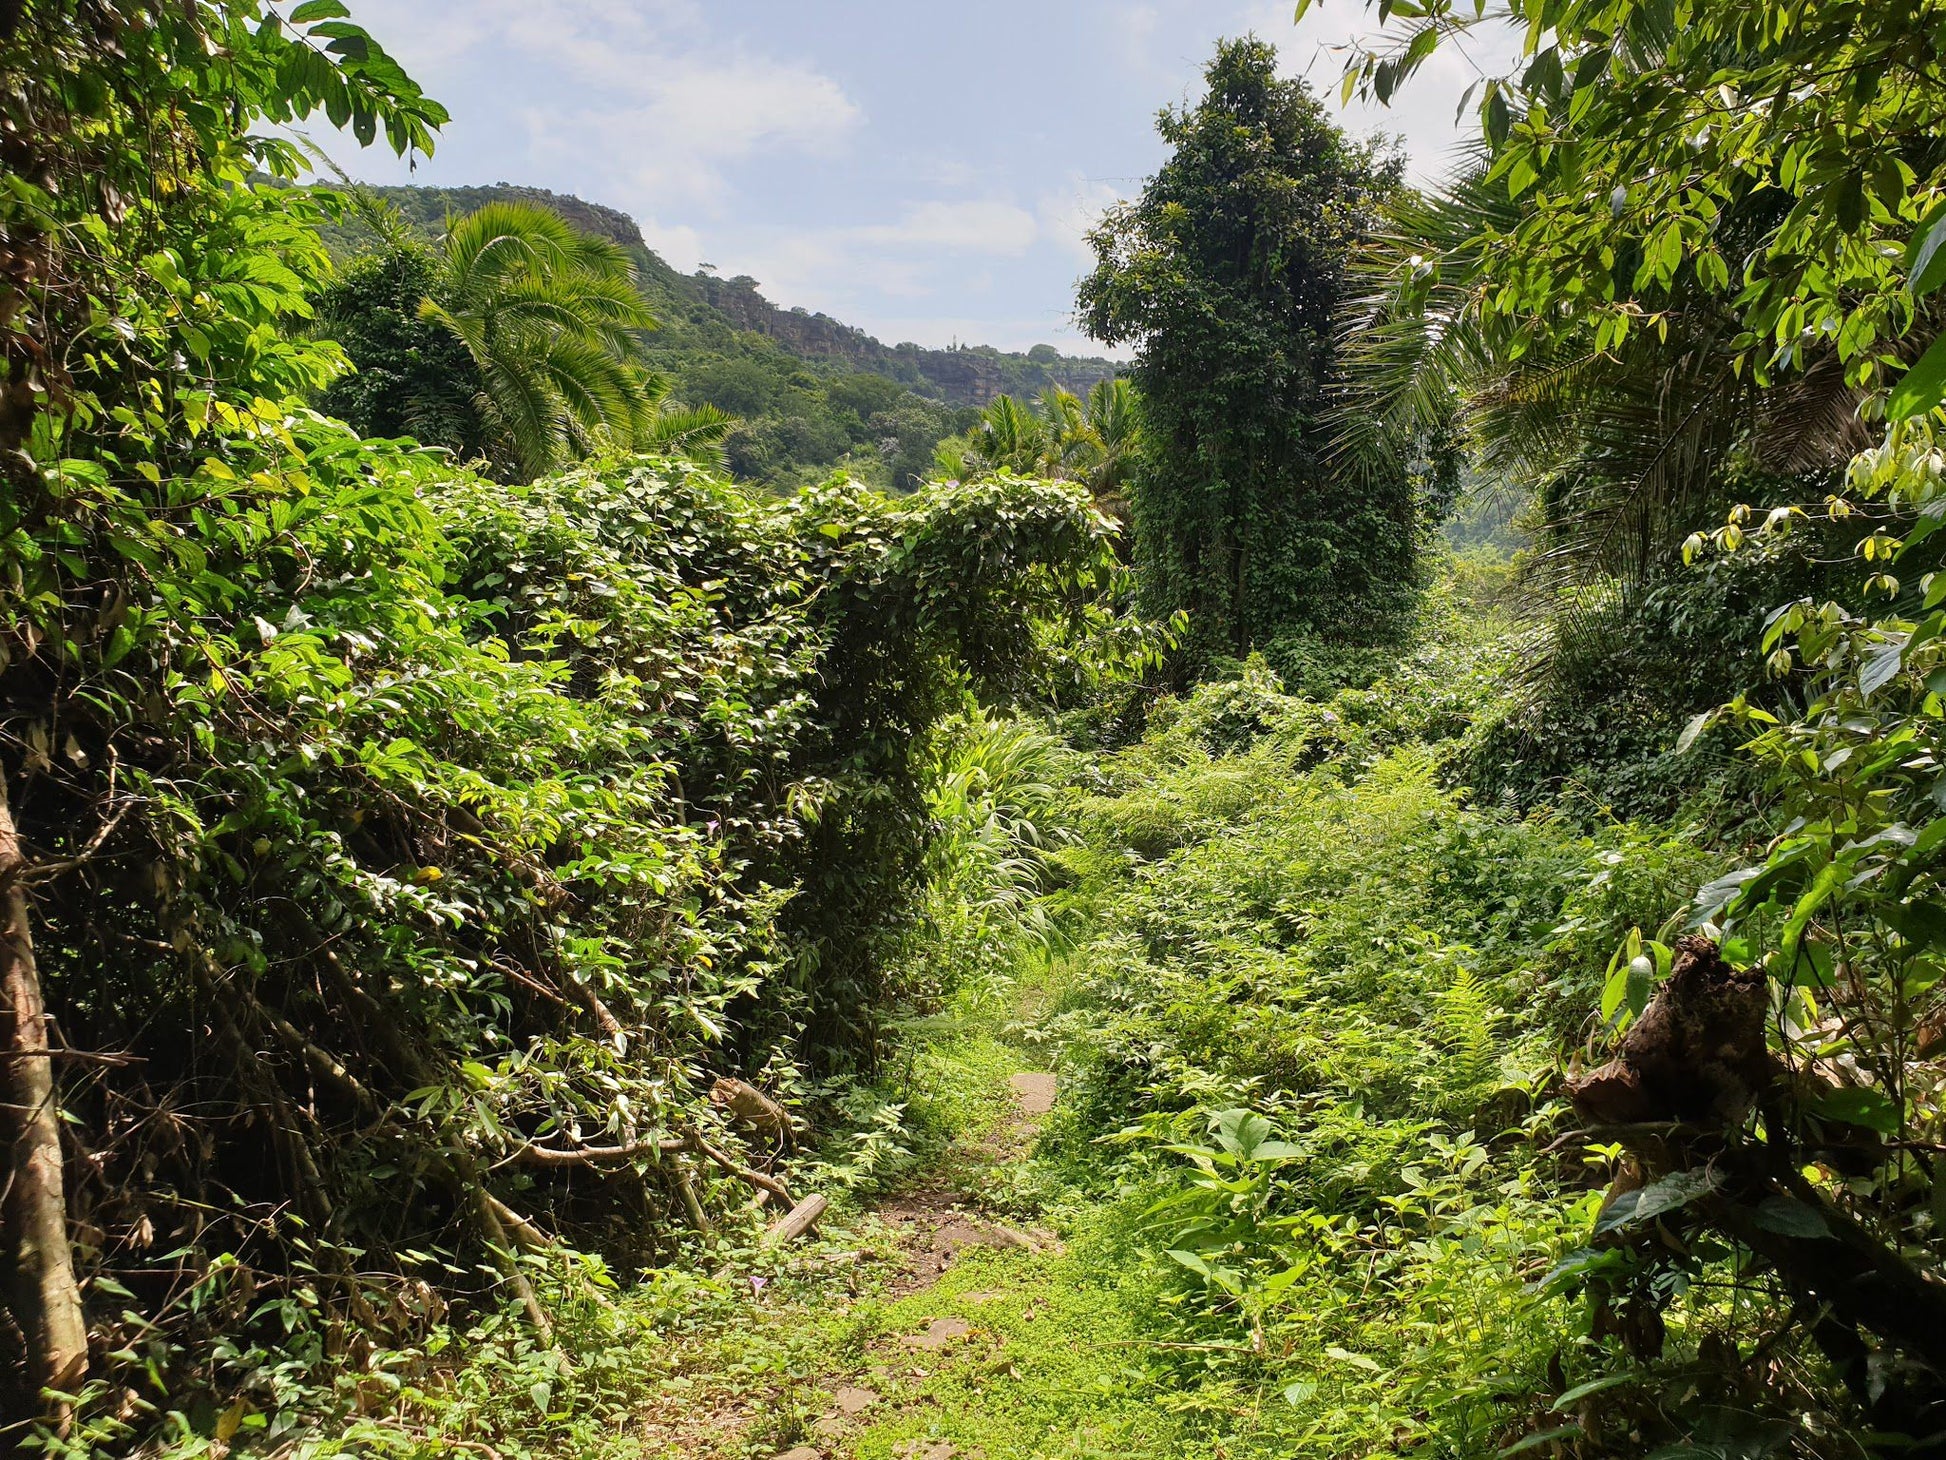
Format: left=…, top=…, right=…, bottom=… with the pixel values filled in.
left=773, top=1450, right=822, bottom=1460
left=1008, top=1072, right=1057, bottom=1115
left=900, top=1316, right=973, bottom=1350
left=832, top=1385, right=878, bottom=1414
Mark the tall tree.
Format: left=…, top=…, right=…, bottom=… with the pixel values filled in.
left=1078, top=37, right=1414, bottom=671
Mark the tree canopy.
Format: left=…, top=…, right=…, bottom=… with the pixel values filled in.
left=1078, top=36, right=1417, bottom=674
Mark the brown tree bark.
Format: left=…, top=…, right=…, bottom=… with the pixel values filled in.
left=0, top=773, right=87, bottom=1423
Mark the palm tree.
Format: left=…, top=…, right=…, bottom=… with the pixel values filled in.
left=974, top=392, right=1053, bottom=475
left=419, top=201, right=733, bottom=479
left=1079, top=378, right=1140, bottom=518
left=946, top=381, right=1143, bottom=519
left=1329, top=166, right=1864, bottom=592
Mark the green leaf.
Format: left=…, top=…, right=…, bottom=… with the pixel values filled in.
left=1752, top=1195, right=1830, bottom=1239
left=1907, top=199, right=1946, bottom=297
left=1811, top=1086, right=1900, bottom=1135
left=1501, top=1427, right=1582, bottom=1457
left=1551, top=1372, right=1639, bottom=1410
left=1675, top=709, right=1714, bottom=753
left=1596, top=1168, right=1717, bottom=1233
left=1486, top=86, right=1512, bottom=146
left=1780, top=862, right=1841, bottom=967
left=1884, top=899, right=1946, bottom=950
left=1324, top=1345, right=1382, bottom=1372
left=289, top=0, right=352, bottom=20
left=1165, top=1248, right=1212, bottom=1277
left=1888, top=331, right=1946, bottom=421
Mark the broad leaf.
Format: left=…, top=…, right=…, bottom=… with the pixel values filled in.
left=1888, top=332, right=1946, bottom=421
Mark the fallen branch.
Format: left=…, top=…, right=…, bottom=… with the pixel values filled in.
left=474, top=1188, right=553, bottom=1344
left=514, top=1136, right=686, bottom=1167
left=709, top=1077, right=790, bottom=1139
left=6, top=1048, right=144, bottom=1066
left=688, top=1131, right=791, bottom=1205
left=12, top=749, right=132, bottom=889
left=480, top=1192, right=554, bottom=1254
left=672, top=1157, right=710, bottom=1235
left=761, top=1193, right=827, bottom=1247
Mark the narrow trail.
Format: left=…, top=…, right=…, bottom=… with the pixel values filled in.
left=767, top=1071, right=1064, bottom=1460
left=628, top=1039, right=1184, bottom=1460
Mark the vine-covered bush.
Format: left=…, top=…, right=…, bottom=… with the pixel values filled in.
left=6, top=391, right=1122, bottom=1437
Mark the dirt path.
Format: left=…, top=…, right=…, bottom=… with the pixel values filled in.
left=632, top=1066, right=1068, bottom=1460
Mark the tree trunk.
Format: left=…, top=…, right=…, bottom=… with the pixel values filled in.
left=0, top=775, right=88, bottom=1423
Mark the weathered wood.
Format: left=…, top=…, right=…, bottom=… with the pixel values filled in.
left=763, top=1193, right=828, bottom=1247
left=1568, top=935, right=1772, bottom=1128
left=1569, top=936, right=1946, bottom=1399
left=673, top=1156, right=711, bottom=1235
left=0, top=774, right=88, bottom=1425
left=709, top=1077, right=790, bottom=1138
left=474, top=1187, right=553, bottom=1344
left=690, top=1131, right=791, bottom=1205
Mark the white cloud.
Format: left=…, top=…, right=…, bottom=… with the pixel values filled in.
left=525, top=54, right=864, bottom=214
left=855, top=200, right=1039, bottom=255
left=1038, top=177, right=1124, bottom=267
left=715, top=197, right=1041, bottom=310
left=342, top=0, right=861, bottom=215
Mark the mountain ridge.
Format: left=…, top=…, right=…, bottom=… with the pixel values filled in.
left=334, top=182, right=1119, bottom=410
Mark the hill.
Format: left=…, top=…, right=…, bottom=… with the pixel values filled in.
left=322, top=183, right=1119, bottom=488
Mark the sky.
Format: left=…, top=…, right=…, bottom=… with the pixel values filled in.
left=320, top=1, right=1523, bottom=356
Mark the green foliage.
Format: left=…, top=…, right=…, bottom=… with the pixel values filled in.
left=936, top=380, right=1143, bottom=517
left=316, top=244, right=489, bottom=455
left=0, top=3, right=1145, bottom=1443
left=0, top=0, right=441, bottom=474
left=4, top=387, right=1128, bottom=1431
left=1313, top=0, right=1946, bottom=1443
left=1315, top=0, right=1946, bottom=395
left=1037, top=629, right=1704, bottom=1456
left=1078, top=38, right=1420, bottom=668
left=317, top=184, right=1106, bottom=492
left=317, top=200, right=733, bottom=479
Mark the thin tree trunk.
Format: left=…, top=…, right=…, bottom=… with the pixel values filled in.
left=0, top=774, right=87, bottom=1423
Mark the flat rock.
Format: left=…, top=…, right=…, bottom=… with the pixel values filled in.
left=1008, top=1072, right=1057, bottom=1115
left=832, top=1385, right=878, bottom=1414
left=774, top=1450, right=823, bottom=1460
left=895, top=1444, right=957, bottom=1460
left=900, top=1316, right=973, bottom=1350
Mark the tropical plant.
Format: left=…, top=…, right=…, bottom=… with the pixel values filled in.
left=1077, top=37, right=1418, bottom=672
left=1302, top=0, right=1946, bottom=1442
left=321, top=200, right=734, bottom=478
left=939, top=380, right=1142, bottom=517
left=0, top=0, right=443, bottom=1428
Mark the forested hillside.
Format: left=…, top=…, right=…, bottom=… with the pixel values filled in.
left=320, top=182, right=1117, bottom=489
left=8, top=2, right=1946, bottom=1458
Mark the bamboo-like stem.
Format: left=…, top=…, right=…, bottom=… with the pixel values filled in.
left=0, top=774, right=88, bottom=1427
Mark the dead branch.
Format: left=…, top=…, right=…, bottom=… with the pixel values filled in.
left=761, top=1193, right=827, bottom=1247
left=479, top=1191, right=553, bottom=1254
left=513, top=1136, right=687, bottom=1168
left=687, top=1131, right=791, bottom=1205
left=473, top=1187, right=552, bottom=1344
left=709, top=1077, right=791, bottom=1139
